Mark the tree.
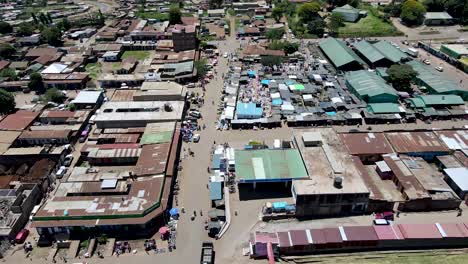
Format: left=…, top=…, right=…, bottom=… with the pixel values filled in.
left=0, top=88, right=15, bottom=114
left=328, top=12, right=344, bottom=34
left=28, top=73, right=46, bottom=94
left=0, top=68, right=18, bottom=81
left=283, top=42, right=299, bottom=55
left=265, top=28, right=285, bottom=40
left=46, top=13, right=53, bottom=24
left=39, top=13, right=48, bottom=25
left=387, top=64, right=417, bottom=91
left=297, top=2, right=321, bottom=23
left=57, top=18, right=71, bottom=31
left=40, top=26, right=62, bottom=46
left=400, top=0, right=426, bottom=26
left=260, top=56, right=283, bottom=67
left=272, top=6, right=284, bottom=23
left=384, top=3, right=403, bottom=17
left=194, top=59, right=208, bottom=79
left=0, top=43, right=15, bottom=59
left=31, top=13, right=38, bottom=24
left=445, top=0, right=468, bottom=25
left=43, top=88, right=65, bottom=103
left=16, top=23, right=35, bottom=36
left=208, top=0, right=223, bottom=9
left=0, top=21, right=13, bottom=34
left=423, top=0, right=446, bottom=12
left=307, top=16, right=326, bottom=37
left=169, top=6, right=182, bottom=25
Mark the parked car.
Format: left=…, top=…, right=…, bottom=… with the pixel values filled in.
left=435, top=66, right=443, bottom=72
left=423, top=59, right=431, bottom=65
left=15, top=229, right=30, bottom=244
left=55, top=166, right=67, bottom=179
left=373, top=219, right=390, bottom=225
left=375, top=211, right=394, bottom=221
left=189, top=111, right=202, bottom=119
left=63, top=154, right=74, bottom=166
left=193, top=134, right=200, bottom=143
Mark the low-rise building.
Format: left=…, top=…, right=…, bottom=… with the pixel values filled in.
left=172, top=25, right=196, bottom=52
left=444, top=167, right=468, bottom=200
left=134, top=81, right=186, bottom=101
left=339, top=132, right=394, bottom=163
left=424, top=12, right=454, bottom=26
left=16, top=130, right=72, bottom=146
left=71, top=90, right=104, bottom=110
left=385, top=132, right=450, bottom=161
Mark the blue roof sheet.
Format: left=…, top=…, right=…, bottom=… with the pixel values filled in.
left=272, top=98, right=283, bottom=105
left=236, top=102, right=263, bottom=117
left=211, top=154, right=222, bottom=169
left=210, top=182, right=223, bottom=200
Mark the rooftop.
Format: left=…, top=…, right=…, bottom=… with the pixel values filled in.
left=292, top=128, right=369, bottom=195
left=133, top=143, right=171, bottom=176
left=0, top=110, right=40, bottom=131
left=339, top=132, right=393, bottom=155
left=140, top=122, right=175, bottom=145
left=385, top=132, right=449, bottom=154
left=444, top=167, right=468, bottom=192
left=435, top=130, right=468, bottom=150
left=71, top=90, right=103, bottom=104
left=345, top=70, right=398, bottom=102
left=425, top=12, right=453, bottom=20
left=319, top=38, right=364, bottom=69
left=235, top=149, right=308, bottom=182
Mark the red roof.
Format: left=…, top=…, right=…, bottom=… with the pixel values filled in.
left=44, top=111, right=76, bottom=118
left=0, top=110, right=40, bottom=131
left=289, top=230, right=309, bottom=246
left=309, top=229, right=326, bottom=244
left=0, top=60, right=10, bottom=70
left=373, top=225, right=403, bottom=240
left=277, top=231, right=291, bottom=247
left=343, top=226, right=378, bottom=241
left=322, top=228, right=342, bottom=243
left=398, top=224, right=443, bottom=239
left=438, top=223, right=468, bottom=238
left=134, top=143, right=171, bottom=176
left=253, top=232, right=278, bottom=244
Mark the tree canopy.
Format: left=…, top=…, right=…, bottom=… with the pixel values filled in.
left=169, top=6, right=182, bottom=25
left=0, top=43, right=15, bottom=59
left=208, top=0, right=223, bottom=9
left=272, top=6, right=284, bottom=23
left=16, top=23, right=35, bottom=36
left=423, top=0, right=446, bottom=12
left=0, top=68, right=18, bottom=81
left=387, top=64, right=417, bottom=91
left=260, top=56, right=283, bottom=67
left=307, top=16, right=326, bottom=37
left=445, top=0, right=468, bottom=25
left=297, top=2, right=321, bottom=23
left=400, top=0, right=426, bottom=26
left=40, top=26, right=62, bottom=46
left=194, top=58, right=208, bottom=79
left=265, top=28, right=285, bottom=40
left=328, top=12, right=345, bottom=34
left=0, top=88, right=15, bottom=115
left=268, top=40, right=298, bottom=55
left=43, top=88, right=65, bottom=104
left=0, top=21, right=13, bottom=34
left=28, top=73, right=46, bottom=94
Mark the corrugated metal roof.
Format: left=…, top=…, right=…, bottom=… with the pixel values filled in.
left=277, top=231, right=291, bottom=247
left=354, top=41, right=386, bottom=63
left=398, top=224, right=443, bottom=239
left=309, top=229, right=326, bottom=244
left=319, top=38, right=364, bottom=69
left=385, top=132, right=448, bottom=154
left=425, top=12, right=453, bottom=20
left=373, top=225, right=403, bottom=240
left=373, top=41, right=409, bottom=63
left=209, top=181, right=222, bottom=201
left=343, top=226, right=378, bottom=241
left=345, top=70, right=398, bottom=103
left=322, top=228, right=342, bottom=243
left=289, top=230, right=309, bottom=246
left=418, top=95, right=464, bottom=106
left=339, top=132, right=393, bottom=155
left=367, top=103, right=402, bottom=114
left=437, top=223, right=468, bottom=238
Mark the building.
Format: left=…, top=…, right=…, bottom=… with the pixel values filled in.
left=406, top=95, right=465, bottom=109
left=406, top=61, right=468, bottom=100
left=172, top=25, right=196, bottom=52
left=94, top=101, right=184, bottom=128
left=332, top=4, right=364, bottom=22
left=235, top=148, right=308, bottom=199
left=39, top=110, right=90, bottom=125
left=319, top=38, right=364, bottom=71
left=155, top=61, right=195, bottom=81
left=292, top=129, right=370, bottom=217
left=354, top=40, right=409, bottom=67
left=440, top=44, right=468, bottom=59
left=385, top=132, right=450, bottom=161
left=434, top=130, right=468, bottom=151
left=102, top=51, right=121, bottom=62
left=339, top=132, right=393, bottom=163
left=0, top=110, right=40, bottom=131
left=236, top=102, right=263, bottom=119
left=0, top=131, right=21, bottom=155
left=424, top=12, right=454, bottom=26
left=16, top=130, right=72, bottom=146
left=42, top=73, right=89, bottom=90
left=71, top=90, right=104, bottom=109
left=344, top=70, right=398, bottom=103
left=443, top=167, right=468, bottom=200
left=0, top=184, right=42, bottom=240
left=207, top=9, right=225, bottom=17
left=134, top=81, right=186, bottom=101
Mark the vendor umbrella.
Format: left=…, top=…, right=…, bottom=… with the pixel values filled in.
left=159, top=226, right=169, bottom=235
left=169, top=208, right=179, bottom=216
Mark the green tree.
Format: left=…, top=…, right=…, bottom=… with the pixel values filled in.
left=0, top=43, right=15, bottom=59
left=283, top=42, right=299, bottom=55
left=0, top=88, right=15, bottom=114
left=445, top=0, right=468, bottom=25
left=208, top=0, right=223, bottom=9
left=57, top=18, right=71, bottom=31
left=169, top=6, right=182, bottom=25
left=260, top=55, right=283, bottom=67
left=387, top=64, right=417, bottom=91
left=43, top=88, right=65, bottom=103
left=0, top=21, right=13, bottom=34
left=40, top=26, right=62, bottom=46
left=68, top=103, right=76, bottom=111
left=423, top=0, right=446, bottom=12
left=307, top=16, right=326, bottom=37
left=28, top=73, right=46, bottom=94
left=328, top=12, right=344, bottom=34
left=297, top=2, right=321, bottom=23
left=194, top=58, right=208, bottom=79
left=31, top=13, right=38, bottom=24
left=384, top=3, right=403, bottom=17
left=0, top=68, right=18, bottom=81
left=400, top=0, right=426, bottom=26
left=46, top=13, right=53, bottom=24
left=272, top=6, right=284, bottom=23
left=265, top=28, right=285, bottom=40
left=16, top=23, right=35, bottom=36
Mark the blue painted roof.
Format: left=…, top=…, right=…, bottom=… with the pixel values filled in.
left=211, top=154, right=222, bottom=169
left=273, top=201, right=287, bottom=209
left=261, top=79, right=270, bottom=85
left=272, top=98, right=283, bottom=105
left=236, top=102, right=262, bottom=117
left=210, top=182, right=223, bottom=200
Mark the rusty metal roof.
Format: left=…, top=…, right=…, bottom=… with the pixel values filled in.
left=385, top=132, right=449, bottom=154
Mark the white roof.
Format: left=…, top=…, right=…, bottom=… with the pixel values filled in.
left=444, top=167, right=468, bottom=191
left=324, top=81, right=334, bottom=87
left=281, top=104, right=294, bottom=111
left=331, top=97, right=343, bottom=104
left=302, top=94, right=313, bottom=101
left=279, top=83, right=288, bottom=90
left=42, top=63, right=67, bottom=74
left=72, top=91, right=103, bottom=104
left=376, top=160, right=391, bottom=172
left=271, top=92, right=281, bottom=99
left=224, top=106, right=235, bottom=120
left=302, top=131, right=322, bottom=143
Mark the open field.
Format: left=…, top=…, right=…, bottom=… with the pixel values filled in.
left=135, top=11, right=169, bottom=21
left=121, top=50, right=151, bottom=61
left=85, top=62, right=102, bottom=80
left=339, top=13, right=401, bottom=37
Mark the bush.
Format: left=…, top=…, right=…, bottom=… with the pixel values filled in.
left=0, top=88, right=15, bottom=114
left=97, top=234, right=108, bottom=245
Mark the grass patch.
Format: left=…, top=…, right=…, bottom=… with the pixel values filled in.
left=419, top=30, right=440, bottom=35
left=85, top=62, right=102, bottom=80
left=135, top=11, right=169, bottom=21
left=121, top=51, right=150, bottom=60
left=339, top=13, right=401, bottom=37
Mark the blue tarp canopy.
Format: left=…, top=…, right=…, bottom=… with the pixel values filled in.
left=272, top=201, right=287, bottom=210
left=247, top=70, right=256, bottom=77
left=261, top=79, right=270, bottom=85
left=326, top=111, right=337, bottom=116
left=285, top=80, right=295, bottom=85
left=211, top=154, right=222, bottom=169
left=210, top=182, right=223, bottom=201
left=169, top=208, right=179, bottom=216
left=272, top=98, right=283, bottom=105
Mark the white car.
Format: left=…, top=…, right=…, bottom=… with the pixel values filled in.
left=435, top=66, right=443, bottom=72
left=193, top=134, right=200, bottom=143
left=223, top=52, right=228, bottom=58
left=423, top=59, right=431, bottom=65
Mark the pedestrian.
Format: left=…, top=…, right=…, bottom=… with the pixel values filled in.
left=194, top=210, right=197, bottom=216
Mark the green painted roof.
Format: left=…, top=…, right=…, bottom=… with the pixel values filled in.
left=373, top=41, right=409, bottom=63
left=140, top=131, right=173, bottom=145
left=376, top=67, right=389, bottom=78
left=406, top=60, right=467, bottom=96
left=407, top=97, right=425, bottom=108
left=354, top=41, right=386, bottom=63
left=367, top=103, right=402, bottom=114
left=418, top=95, right=464, bottom=106
left=234, top=149, right=308, bottom=182
left=319, top=38, right=364, bottom=68
left=345, top=70, right=398, bottom=102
